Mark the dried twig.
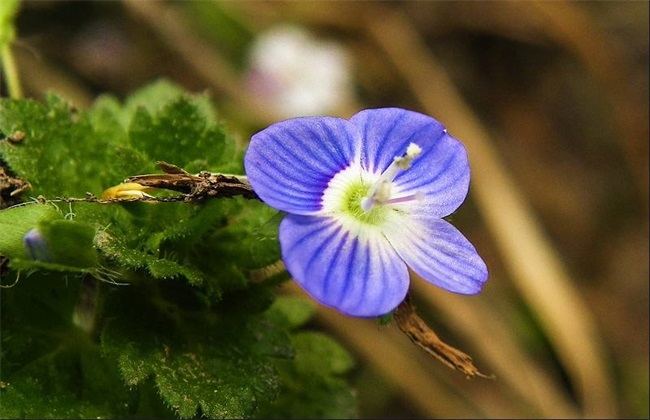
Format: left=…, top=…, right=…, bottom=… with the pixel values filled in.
left=125, top=161, right=258, bottom=202
left=394, top=294, right=491, bottom=379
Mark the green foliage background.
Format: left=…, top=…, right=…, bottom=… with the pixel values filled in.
left=0, top=81, right=356, bottom=419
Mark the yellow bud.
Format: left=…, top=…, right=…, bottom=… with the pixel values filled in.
left=101, top=183, right=154, bottom=200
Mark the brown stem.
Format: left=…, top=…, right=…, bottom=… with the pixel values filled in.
left=394, top=294, right=491, bottom=379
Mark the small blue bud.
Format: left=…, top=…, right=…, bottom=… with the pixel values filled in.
left=23, top=228, right=51, bottom=262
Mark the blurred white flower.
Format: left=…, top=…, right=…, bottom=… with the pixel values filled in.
left=246, top=25, right=354, bottom=118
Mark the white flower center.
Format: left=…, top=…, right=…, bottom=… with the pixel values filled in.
left=320, top=143, right=423, bottom=226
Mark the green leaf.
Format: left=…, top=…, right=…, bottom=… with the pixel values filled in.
left=258, top=332, right=357, bottom=419
left=123, top=79, right=215, bottom=126
left=93, top=79, right=238, bottom=175
left=266, top=296, right=317, bottom=330
left=291, top=332, right=355, bottom=377
left=0, top=80, right=240, bottom=198
left=0, top=347, right=136, bottom=419
left=242, top=296, right=357, bottom=419
left=0, top=95, right=98, bottom=196
left=86, top=96, right=154, bottom=183
left=0, top=80, right=358, bottom=419
left=96, top=227, right=204, bottom=285
left=127, top=96, right=234, bottom=174
left=0, top=84, right=263, bottom=289
left=0, top=273, right=134, bottom=418
left=101, top=279, right=293, bottom=419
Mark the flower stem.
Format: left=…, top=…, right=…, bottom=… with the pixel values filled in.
left=0, top=38, right=22, bottom=99
left=0, top=0, right=22, bottom=98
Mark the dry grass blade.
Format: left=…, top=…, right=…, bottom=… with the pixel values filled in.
left=529, top=1, right=649, bottom=204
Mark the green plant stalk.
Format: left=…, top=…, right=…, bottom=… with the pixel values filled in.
left=1, top=42, right=22, bottom=99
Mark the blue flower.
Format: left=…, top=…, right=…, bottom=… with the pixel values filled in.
left=244, top=108, right=488, bottom=317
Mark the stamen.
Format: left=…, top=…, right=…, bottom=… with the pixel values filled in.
left=361, top=142, right=422, bottom=211
left=383, top=191, right=423, bottom=205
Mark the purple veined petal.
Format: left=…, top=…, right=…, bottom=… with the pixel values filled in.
left=396, top=131, right=470, bottom=218
left=279, top=214, right=409, bottom=317
left=350, top=108, right=445, bottom=174
left=245, top=116, right=361, bottom=215
left=383, top=215, right=488, bottom=295
left=350, top=108, right=470, bottom=217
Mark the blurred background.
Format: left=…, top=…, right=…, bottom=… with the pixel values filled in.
left=3, top=1, right=648, bottom=418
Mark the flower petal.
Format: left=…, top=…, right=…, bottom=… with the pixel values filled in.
left=383, top=215, right=488, bottom=294
left=279, top=214, right=409, bottom=317
left=245, top=117, right=361, bottom=214
left=350, top=108, right=470, bottom=217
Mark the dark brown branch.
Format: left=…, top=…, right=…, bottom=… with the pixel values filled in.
left=124, top=161, right=259, bottom=202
